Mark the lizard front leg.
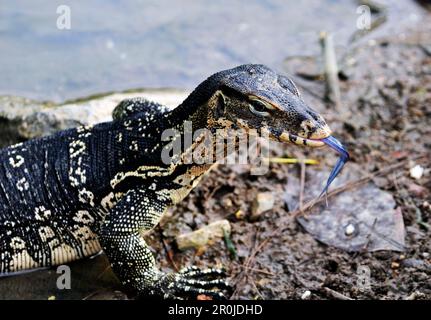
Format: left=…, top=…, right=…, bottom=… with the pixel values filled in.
left=99, top=187, right=228, bottom=299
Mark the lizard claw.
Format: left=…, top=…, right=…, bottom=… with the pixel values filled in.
left=147, top=266, right=230, bottom=299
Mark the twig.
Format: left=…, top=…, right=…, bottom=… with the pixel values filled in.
left=231, top=225, right=262, bottom=298
left=251, top=280, right=265, bottom=300
left=362, top=217, right=378, bottom=252
left=299, top=161, right=306, bottom=210
left=320, top=31, right=342, bottom=111
left=323, top=287, right=354, bottom=300
left=232, top=154, right=429, bottom=298
left=360, top=216, right=406, bottom=251
left=232, top=154, right=429, bottom=296
left=158, top=227, right=179, bottom=272
left=265, top=157, right=319, bottom=165
left=232, top=229, right=283, bottom=298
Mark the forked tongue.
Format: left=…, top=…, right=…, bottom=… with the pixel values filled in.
left=319, top=136, right=350, bottom=197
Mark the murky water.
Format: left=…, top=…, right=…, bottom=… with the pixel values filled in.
left=0, top=0, right=425, bottom=101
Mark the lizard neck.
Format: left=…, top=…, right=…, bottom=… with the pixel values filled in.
left=166, top=68, right=226, bottom=131
left=114, top=72, right=227, bottom=180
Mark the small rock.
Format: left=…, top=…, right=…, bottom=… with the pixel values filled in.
left=410, top=165, right=424, bottom=180
left=221, top=197, right=233, bottom=208
left=301, top=290, right=311, bottom=300
left=176, top=220, right=231, bottom=251
left=235, top=209, right=245, bottom=219
left=391, top=261, right=400, bottom=269
left=0, top=95, right=49, bottom=120
left=251, top=192, right=275, bottom=221
left=422, top=252, right=429, bottom=259
left=344, top=223, right=356, bottom=236
left=0, top=89, right=189, bottom=144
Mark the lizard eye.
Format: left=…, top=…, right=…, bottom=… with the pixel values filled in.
left=249, top=100, right=271, bottom=117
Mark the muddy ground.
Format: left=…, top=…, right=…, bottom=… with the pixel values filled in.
left=1, top=22, right=431, bottom=301
left=148, top=29, right=431, bottom=300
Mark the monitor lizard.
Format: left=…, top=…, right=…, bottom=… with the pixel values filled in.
left=0, top=64, right=333, bottom=299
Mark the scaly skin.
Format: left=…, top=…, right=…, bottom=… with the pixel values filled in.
left=0, top=64, right=331, bottom=299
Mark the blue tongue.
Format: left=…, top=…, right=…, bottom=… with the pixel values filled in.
left=319, top=136, right=350, bottom=197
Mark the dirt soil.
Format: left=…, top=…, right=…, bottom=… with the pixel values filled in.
left=145, top=28, right=431, bottom=300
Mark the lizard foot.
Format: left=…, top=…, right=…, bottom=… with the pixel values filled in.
left=147, top=266, right=230, bottom=299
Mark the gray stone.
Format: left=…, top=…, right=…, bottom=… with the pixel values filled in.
left=0, top=89, right=189, bottom=145
left=251, top=192, right=275, bottom=221
left=176, top=219, right=231, bottom=251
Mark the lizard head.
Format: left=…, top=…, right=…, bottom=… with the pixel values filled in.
left=205, top=64, right=331, bottom=147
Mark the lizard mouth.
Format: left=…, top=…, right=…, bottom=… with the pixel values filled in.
left=279, top=132, right=326, bottom=147
left=278, top=123, right=332, bottom=147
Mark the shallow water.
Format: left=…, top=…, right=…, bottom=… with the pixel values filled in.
left=0, top=0, right=424, bottom=102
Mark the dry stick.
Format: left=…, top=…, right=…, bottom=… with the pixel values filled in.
left=299, top=161, right=306, bottom=210
left=361, top=215, right=406, bottom=250
left=323, top=287, right=354, bottom=300
left=362, top=217, right=378, bottom=252
left=231, top=225, right=265, bottom=298
left=232, top=229, right=283, bottom=298
left=251, top=280, right=265, bottom=300
left=266, top=157, right=319, bottom=165
left=232, top=154, right=429, bottom=296
left=320, top=31, right=342, bottom=112
left=158, top=227, right=179, bottom=272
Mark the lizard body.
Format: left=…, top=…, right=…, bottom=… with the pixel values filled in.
left=0, top=65, right=332, bottom=298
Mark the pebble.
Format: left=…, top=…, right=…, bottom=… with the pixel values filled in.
left=301, top=290, right=311, bottom=300
left=410, top=165, right=424, bottom=180
left=251, top=192, right=275, bottom=221
left=176, top=219, right=231, bottom=250
left=344, top=223, right=356, bottom=236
